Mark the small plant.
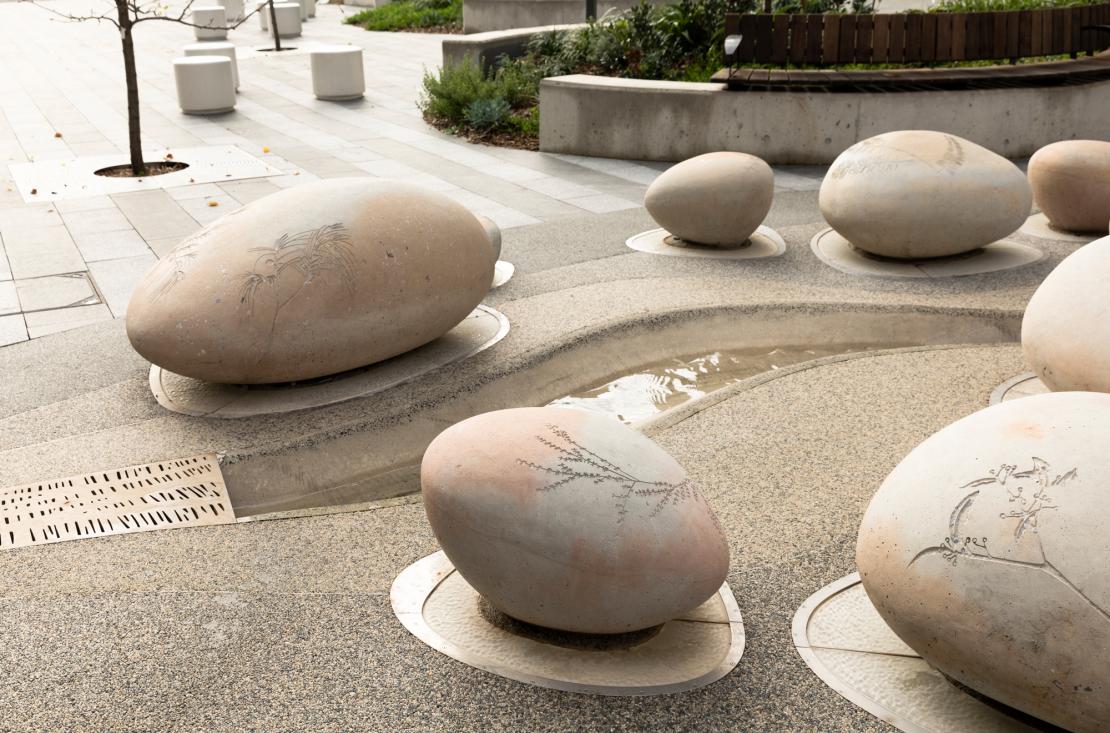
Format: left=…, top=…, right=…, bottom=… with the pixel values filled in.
left=345, top=0, right=461, bottom=32
left=464, top=98, right=511, bottom=131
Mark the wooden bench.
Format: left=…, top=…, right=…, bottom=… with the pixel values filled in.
left=712, top=5, right=1110, bottom=91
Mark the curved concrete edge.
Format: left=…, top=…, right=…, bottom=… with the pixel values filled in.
left=641, top=341, right=1012, bottom=437
left=538, top=73, right=1110, bottom=164
left=0, top=302, right=1023, bottom=519
left=392, top=550, right=745, bottom=696
left=443, top=23, right=585, bottom=69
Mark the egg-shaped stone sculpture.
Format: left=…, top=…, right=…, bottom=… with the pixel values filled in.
left=475, top=214, right=501, bottom=262
left=421, top=407, right=730, bottom=634
left=644, top=152, right=773, bottom=247
left=1029, top=140, right=1110, bottom=234
left=126, top=178, right=494, bottom=384
left=1022, top=234, right=1110, bottom=392
left=820, top=131, right=1031, bottom=258
left=857, top=392, right=1110, bottom=733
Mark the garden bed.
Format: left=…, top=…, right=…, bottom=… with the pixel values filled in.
left=346, top=0, right=462, bottom=33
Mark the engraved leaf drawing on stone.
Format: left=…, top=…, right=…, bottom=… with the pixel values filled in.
left=152, top=234, right=204, bottom=300
left=518, top=424, right=698, bottom=521
left=910, top=457, right=1107, bottom=621
left=239, top=223, right=356, bottom=316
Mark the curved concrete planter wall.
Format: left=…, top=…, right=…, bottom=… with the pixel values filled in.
left=462, top=0, right=657, bottom=34
left=538, top=74, right=1110, bottom=164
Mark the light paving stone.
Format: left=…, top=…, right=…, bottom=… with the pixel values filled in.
left=166, top=183, right=226, bottom=200
left=53, top=195, right=116, bottom=213
left=145, top=236, right=188, bottom=259
left=87, top=254, right=157, bottom=317
left=60, top=206, right=133, bottom=236
left=112, top=190, right=201, bottom=241
left=175, top=194, right=241, bottom=226
left=0, top=280, right=18, bottom=315
left=1, top=226, right=85, bottom=280
left=23, top=303, right=112, bottom=338
left=217, top=179, right=282, bottom=204
left=0, top=312, right=27, bottom=346
left=0, top=203, right=63, bottom=232
left=14, top=273, right=98, bottom=313
left=0, top=235, right=11, bottom=281
left=72, top=228, right=154, bottom=262
left=564, top=193, right=641, bottom=214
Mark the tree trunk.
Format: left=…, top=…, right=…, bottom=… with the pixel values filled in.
left=117, top=1, right=145, bottom=175
left=269, top=0, right=281, bottom=50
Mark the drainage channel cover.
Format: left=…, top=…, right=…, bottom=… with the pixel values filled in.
left=0, top=454, right=234, bottom=549
left=794, top=573, right=1050, bottom=733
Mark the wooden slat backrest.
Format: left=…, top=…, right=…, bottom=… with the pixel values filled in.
left=805, top=14, right=824, bottom=64
left=789, top=14, right=808, bottom=65
left=725, top=5, right=1110, bottom=67
left=872, top=14, right=891, bottom=63
left=822, top=13, right=842, bottom=63
left=905, top=13, right=923, bottom=62
left=753, top=13, right=774, bottom=62
left=887, top=13, right=907, bottom=63
left=771, top=15, right=790, bottom=64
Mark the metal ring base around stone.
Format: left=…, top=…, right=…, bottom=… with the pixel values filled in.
left=148, top=305, right=510, bottom=418
left=794, top=573, right=1055, bottom=733
left=491, top=260, right=514, bottom=289
left=810, top=229, right=1044, bottom=279
left=391, top=551, right=746, bottom=697
left=626, top=226, right=786, bottom=260
left=1018, top=213, right=1104, bottom=244
left=988, top=372, right=1049, bottom=405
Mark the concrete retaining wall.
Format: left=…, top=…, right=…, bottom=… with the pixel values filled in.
left=463, top=0, right=581, bottom=33
left=539, top=74, right=1110, bottom=164
left=442, top=23, right=584, bottom=69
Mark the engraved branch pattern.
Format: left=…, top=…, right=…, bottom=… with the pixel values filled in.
left=910, top=457, right=1107, bottom=622
left=518, top=424, right=697, bottom=522
left=238, top=223, right=356, bottom=316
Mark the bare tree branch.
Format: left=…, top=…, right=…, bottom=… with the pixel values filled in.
left=24, top=0, right=121, bottom=27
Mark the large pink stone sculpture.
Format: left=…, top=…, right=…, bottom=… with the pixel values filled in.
left=421, top=407, right=730, bottom=634
left=1028, top=140, right=1110, bottom=234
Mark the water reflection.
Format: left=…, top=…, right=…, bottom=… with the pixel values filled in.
left=549, top=346, right=878, bottom=424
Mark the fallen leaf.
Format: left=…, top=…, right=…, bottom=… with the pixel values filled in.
left=30, top=188, right=37, bottom=195
left=54, top=132, right=62, bottom=139
left=165, top=153, right=174, bottom=160
left=262, top=146, right=270, bottom=153
left=207, top=201, right=219, bottom=207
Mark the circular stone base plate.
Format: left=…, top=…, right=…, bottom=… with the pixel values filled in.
left=149, top=305, right=510, bottom=418
left=391, top=551, right=745, bottom=696
left=989, top=372, right=1049, bottom=405
left=491, top=260, right=514, bottom=289
left=794, top=573, right=1053, bottom=733
left=626, top=226, right=785, bottom=260
left=810, top=229, right=1043, bottom=279
left=1018, top=212, right=1104, bottom=244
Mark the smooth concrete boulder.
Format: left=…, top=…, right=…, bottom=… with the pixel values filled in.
left=1029, top=140, right=1110, bottom=234
left=475, top=214, right=501, bottom=262
left=644, top=152, right=773, bottom=247
left=421, top=407, right=730, bottom=634
left=857, top=391, right=1110, bottom=733
left=820, top=131, right=1031, bottom=259
left=1022, top=234, right=1110, bottom=392
left=127, top=179, right=494, bottom=384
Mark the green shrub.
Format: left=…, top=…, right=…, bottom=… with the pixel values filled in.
left=928, top=0, right=1101, bottom=10
left=465, top=98, right=511, bottom=130
left=345, top=0, right=461, bottom=31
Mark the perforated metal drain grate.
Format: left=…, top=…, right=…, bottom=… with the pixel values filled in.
left=0, top=454, right=234, bottom=549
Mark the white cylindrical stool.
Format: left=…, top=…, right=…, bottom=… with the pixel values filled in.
left=310, top=47, right=365, bottom=101
left=192, top=6, right=227, bottom=41
left=173, top=56, right=236, bottom=114
left=297, top=0, right=308, bottom=20
left=306, top=0, right=315, bottom=18
left=216, top=0, right=245, bottom=22
left=272, top=2, right=302, bottom=37
left=183, top=43, right=239, bottom=90
left=257, top=0, right=269, bottom=29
